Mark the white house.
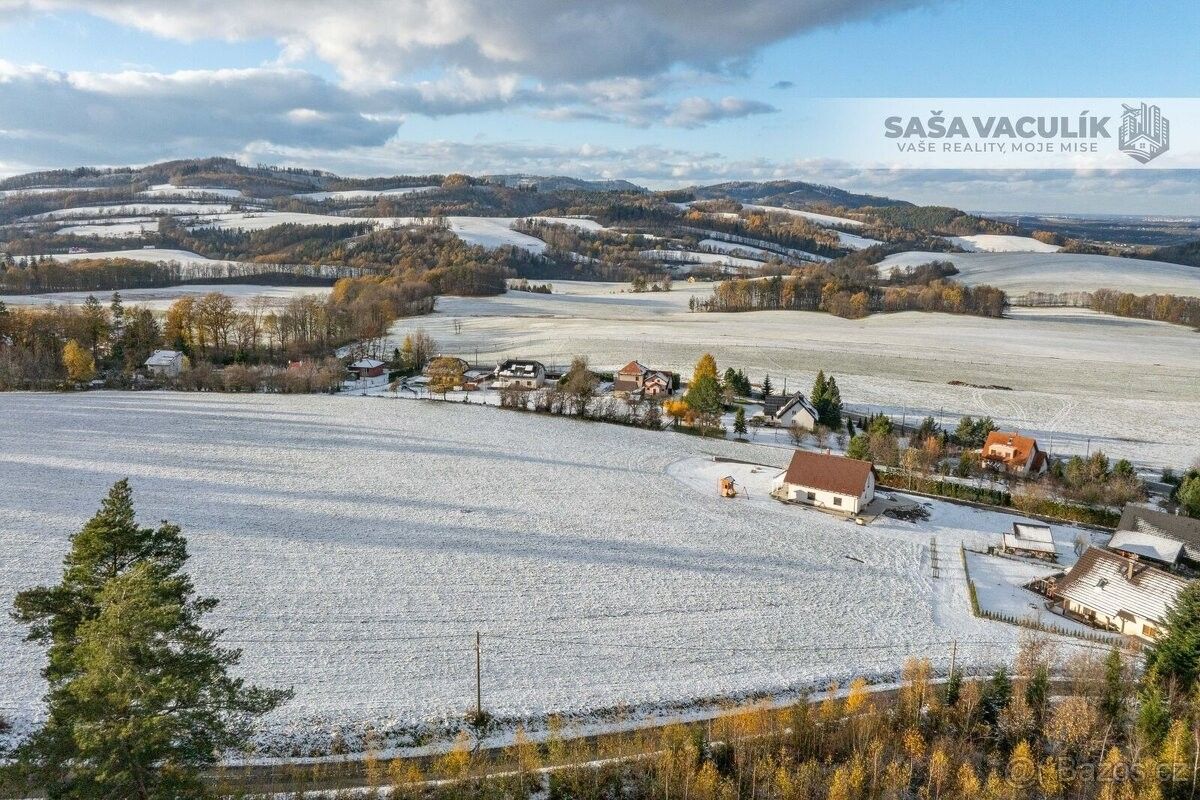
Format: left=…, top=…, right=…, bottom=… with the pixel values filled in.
left=771, top=450, right=876, bottom=514
left=494, top=359, right=546, bottom=389
left=754, top=392, right=819, bottom=430
left=143, top=349, right=184, bottom=378
left=1053, top=547, right=1188, bottom=641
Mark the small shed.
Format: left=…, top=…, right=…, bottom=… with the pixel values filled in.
left=349, top=358, right=386, bottom=378
left=143, top=349, right=184, bottom=378
left=1001, top=523, right=1057, bottom=561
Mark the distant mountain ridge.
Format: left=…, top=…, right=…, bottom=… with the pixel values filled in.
left=686, top=180, right=911, bottom=209
left=0, top=158, right=912, bottom=210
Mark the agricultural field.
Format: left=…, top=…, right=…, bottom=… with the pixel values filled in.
left=0, top=391, right=1088, bottom=756
left=877, top=250, right=1200, bottom=295
left=390, top=282, right=1200, bottom=471
left=0, top=283, right=331, bottom=310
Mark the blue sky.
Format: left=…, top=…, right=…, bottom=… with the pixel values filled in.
left=0, top=0, right=1196, bottom=213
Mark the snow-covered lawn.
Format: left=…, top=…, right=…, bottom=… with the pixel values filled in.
left=877, top=250, right=1200, bottom=296
left=388, top=284, right=1200, bottom=471
left=0, top=392, right=1078, bottom=755
left=947, top=235, right=1061, bottom=253
left=963, top=551, right=1107, bottom=638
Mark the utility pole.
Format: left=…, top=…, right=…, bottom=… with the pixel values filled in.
left=475, top=631, right=483, bottom=722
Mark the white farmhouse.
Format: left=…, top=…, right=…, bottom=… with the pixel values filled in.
left=754, top=392, right=819, bottom=430
left=1053, top=547, right=1188, bottom=641
left=143, top=349, right=184, bottom=378
left=771, top=450, right=876, bottom=514
left=494, top=359, right=546, bottom=389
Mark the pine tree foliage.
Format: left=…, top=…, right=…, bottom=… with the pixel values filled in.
left=10, top=480, right=292, bottom=799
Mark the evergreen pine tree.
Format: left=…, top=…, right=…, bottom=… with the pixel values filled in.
left=761, top=374, right=773, bottom=398
left=1100, top=649, right=1127, bottom=733
left=733, top=407, right=747, bottom=436
left=811, top=370, right=828, bottom=414
left=846, top=418, right=855, bottom=438
left=11, top=480, right=291, bottom=798
left=1145, top=582, right=1200, bottom=692
left=822, top=376, right=843, bottom=427
left=1138, top=683, right=1171, bottom=749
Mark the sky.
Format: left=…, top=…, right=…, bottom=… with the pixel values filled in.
left=0, top=0, right=1197, bottom=213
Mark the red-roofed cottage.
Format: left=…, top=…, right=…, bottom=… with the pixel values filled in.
left=771, top=450, right=876, bottom=514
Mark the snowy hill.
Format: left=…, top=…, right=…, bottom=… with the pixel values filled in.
left=877, top=250, right=1200, bottom=296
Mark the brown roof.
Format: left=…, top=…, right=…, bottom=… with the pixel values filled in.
left=618, top=360, right=648, bottom=376
left=1055, top=547, right=1188, bottom=623
left=780, top=450, right=874, bottom=497
left=983, top=430, right=1040, bottom=466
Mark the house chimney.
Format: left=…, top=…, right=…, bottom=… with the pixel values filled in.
left=1126, top=557, right=1136, bottom=581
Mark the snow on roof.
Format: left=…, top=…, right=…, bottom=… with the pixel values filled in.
left=1056, top=547, right=1188, bottom=624
left=351, top=358, right=385, bottom=369
left=1108, top=529, right=1184, bottom=564
left=1118, top=507, right=1200, bottom=557
left=143, top=349, right=182, bottom=366
left=1003, top=522, right=1056, bottom=554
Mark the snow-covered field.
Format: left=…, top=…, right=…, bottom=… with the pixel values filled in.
left=742, top=205, right=866, bottom=228
left=28, top=202, right=245, bottom=220
left=697, top=238, right=774, bottom=259
left=947, top=235, right=1061, bottom=253
left=0, top=392, right=1082, bottom=755
left=0, top=284, right=331, bottom=310
left=877, top=250, right=1200, bottom=296
left=292, top=186, right=436, bottom=201
left=389, top=283, right=1200, bottom=471
left=29, top=247, right=226, bottom=266
left=833, top=230, right=883, bottom=249
left=139, top=184, right=246, bottom=200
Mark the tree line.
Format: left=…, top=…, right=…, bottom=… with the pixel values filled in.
left=697, top=269, right=1008, bottom=320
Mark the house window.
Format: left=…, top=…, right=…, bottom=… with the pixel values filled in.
left=833, top=497, right=843, bottom=507
left=806, top=492, right=816, bottom=501
left=1143, top=623, right=1159, bottom=638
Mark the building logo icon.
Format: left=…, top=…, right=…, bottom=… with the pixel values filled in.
left=1119, top=102, right=1169, bottom=163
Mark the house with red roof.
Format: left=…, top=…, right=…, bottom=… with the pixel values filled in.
left=612, top=360, right=674, bottom=398
left=771, top=450, right=876, bottom=514
left=981, top=430, right=1048, bottom=476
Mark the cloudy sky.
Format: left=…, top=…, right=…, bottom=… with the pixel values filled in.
left=0, top=0, right=1197, bottom=212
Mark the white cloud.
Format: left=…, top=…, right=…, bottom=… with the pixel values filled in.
left=0, top=1, right=930, bottom=84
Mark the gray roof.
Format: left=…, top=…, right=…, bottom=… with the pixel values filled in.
left=1118, top=506, right=1200, bottom=560
left=144, top=349, right=182, bottom=367
left=1057, top=547, right=1189, bottom=624
left=1108, top=529, right=1184, bottom=564
left=762, top=392, right=819, bottom=421
left=1003, top=522, right=1056, bottom=554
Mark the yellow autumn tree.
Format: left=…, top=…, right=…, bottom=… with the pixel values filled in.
left=956, top=762, right=981, bottom=798
left=691, top=353, right=718, bottom=385
left=62, top=339, right=95, bottom=382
